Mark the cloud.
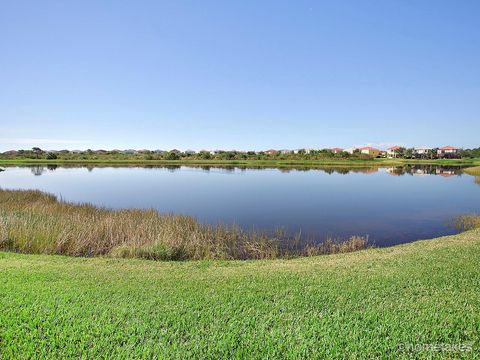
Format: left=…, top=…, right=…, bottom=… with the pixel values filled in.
left=0, top=138, right=87, bottom=145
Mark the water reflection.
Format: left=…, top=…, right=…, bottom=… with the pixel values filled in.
left=385, top=165, right=464, bottom=176
left=7, top=164, right=470, bottom=177
left=6, top=164, right=478, bottom=187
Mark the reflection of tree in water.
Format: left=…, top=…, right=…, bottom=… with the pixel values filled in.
left=165, top=165, right=181, bottom=173
left=475, top=177, right=480, bottom=186
left=47, top=165, right=58, bottom=171
left=30, top=166, right=45, bottom=176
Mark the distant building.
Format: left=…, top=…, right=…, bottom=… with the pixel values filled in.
left=265, top=149, right=278, bottom=155
left=330, top=148, right=343, bottom=154
left=414, top=147, right=432, bottom=155
left=437, top=146, right=459, bottom=157
left=343, top=147, right=357, bottom=154
left=280, top=149, right=293, bottom=154
left=359, top=147, right=381, bottom=157
left=387, top=146, right=402, bottom=158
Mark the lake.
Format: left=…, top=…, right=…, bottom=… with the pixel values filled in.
left=1, top=164, right=479, bottom=247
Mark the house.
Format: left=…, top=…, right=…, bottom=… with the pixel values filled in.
left=343, top=148, right=357, bottom=154
left=280, top=149, right=293, bottom=154
left=265, top=149, right=278, bottom=155
left=414, top=147, right=432, bottom=155
left=330, top=148, right=343, bottom=154
left=437, top=146, right=459, bottom=158
left=359, top=147, right=381, bottom=157
left=387, top=146, right=402, bottom=158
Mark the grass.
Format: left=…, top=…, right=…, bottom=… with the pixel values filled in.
left=464, top=166, right=480, bottom=176
left=1, top=157, right=479, bottom=167
left=0, top=189, right=369, bottom=260
left=0, top=228, right=479, bottom=358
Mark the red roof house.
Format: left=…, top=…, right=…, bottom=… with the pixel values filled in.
left=437, top=146, right=459, bottom=157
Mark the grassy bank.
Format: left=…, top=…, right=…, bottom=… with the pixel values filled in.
left=1, top=157, right=479, bottom=167
left=0, top=189, right=368, bottom=260
left=1, top=229, right=479, bottom=358
left=464, top=166, right=480, bottom=176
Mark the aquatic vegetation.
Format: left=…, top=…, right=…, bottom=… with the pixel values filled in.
left=453, top=214, right=480, bottom=231
left=464, top=166, right=480, bottom=176
left=0, top=189, right=370, bottom=260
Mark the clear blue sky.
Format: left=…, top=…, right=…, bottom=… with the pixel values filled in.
left=1, top=0, right=479, bottom=151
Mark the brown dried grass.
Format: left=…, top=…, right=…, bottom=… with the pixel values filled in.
left=0, top=189, right=370, bottom=260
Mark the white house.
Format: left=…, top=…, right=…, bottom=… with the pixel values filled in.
left=437, top=146, right=459, bottom=157
left=387, top=146, right=402, bottom=158
left=414, top=147, right=432, bottom=155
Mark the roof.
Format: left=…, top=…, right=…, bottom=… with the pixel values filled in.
left=388, top=146, right=402, bottom=151
left=439, top=146, right=458, bottom=150
left=330, top=148, right=343, bottom=151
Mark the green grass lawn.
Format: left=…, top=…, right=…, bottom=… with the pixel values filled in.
left=1, top=229, right=479, bottom=358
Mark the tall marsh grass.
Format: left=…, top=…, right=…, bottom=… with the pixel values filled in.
left=0, top=189, right=370, bottom=260
left=453, top=214, right=480, bottom=232
left=464, top=166, right=480, bottom=176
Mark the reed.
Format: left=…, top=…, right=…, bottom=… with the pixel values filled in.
left=0, top=189, right=370, bottom=260
left=453, top=214, right=480, bottom=231
left=464, top=166, right=480, bottom=176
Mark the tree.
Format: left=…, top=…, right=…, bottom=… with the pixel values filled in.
left=404, top=148, right=415, bottom=159
left=46, top=152, right=57, bottom=160
left=165, top=151, right=180, bottom=160
left=32, top=147, right=43, bottom=159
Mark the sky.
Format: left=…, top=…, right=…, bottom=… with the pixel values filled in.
left=1, top=0, right=479, bottom=151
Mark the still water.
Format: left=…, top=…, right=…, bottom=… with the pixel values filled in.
left=1, top=165, right=479, bottom=246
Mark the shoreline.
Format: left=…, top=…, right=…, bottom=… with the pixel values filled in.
left=1, top=158, right=479, bottom=167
